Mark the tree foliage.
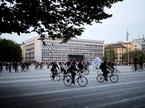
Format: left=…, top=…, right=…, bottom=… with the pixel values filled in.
left=104, top=48, right=117, bottom=62
left=0, top=0, right=123, bottom=42
left=122, top=50, right=145, bottom=64
left=0, top=39, right=22, bottom=62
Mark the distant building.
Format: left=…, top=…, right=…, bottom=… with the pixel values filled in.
left=105, top=42, right=126, bottom=64
left=132, top=37, right=145, bottom=51
left=105, top=41, right=139, bottom=64
left=21, top=37, right=104, bottom=63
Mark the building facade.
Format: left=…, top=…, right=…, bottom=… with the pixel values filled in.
left=105, top=41, right=139, bottom=64
left=105, top=43, right=126, bottom=64
left=132, top=37, right=145, bottom=51
left=22, top=37, right=104, bottom=63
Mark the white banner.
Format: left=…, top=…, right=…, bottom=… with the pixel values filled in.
left=92, top=57, right=102, bottom=68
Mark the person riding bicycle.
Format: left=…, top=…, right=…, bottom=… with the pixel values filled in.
left=99, top=60, right=110, bottom=81
left=59, top=62, right=67, bottom=75
left=108, top=61, right=115, bottom=73
left=51, top=62, right=59, bottom=79
left=68, top=61, right=78, bottom=84
left=78, top=61, right=84, bottom=73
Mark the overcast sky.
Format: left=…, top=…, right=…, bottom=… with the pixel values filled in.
left=80, top=0, right=145, bottom=43
left=1, top=0, right=145, bottom=44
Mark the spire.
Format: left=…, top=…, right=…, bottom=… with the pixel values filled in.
left=126, top=30, right=129, bottom=41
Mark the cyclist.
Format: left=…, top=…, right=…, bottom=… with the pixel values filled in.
left=99, top=60, right=110, bottom=81
left=68, top=61, right=78, bottom=84
left=59, top=62, right=67, bottom=75
left=51, top=62, right=59, bottom=79
left=78, top=61, right=84, bottom=73
left=108, top=61, right=115, bottom=73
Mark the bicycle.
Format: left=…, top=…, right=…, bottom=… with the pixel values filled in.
left=96, top=71, right=119, bottom=83
left=131, top=65, right=143, bottom=72
left=82, top=68, right=89, bottom=75
left=63, top=71, right=88, bottom=87
left=58, top=69, right=70, bottom=80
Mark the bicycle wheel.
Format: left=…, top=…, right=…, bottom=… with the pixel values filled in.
left=77, top=76, right=88, bottom=87
left=83, top=69, right=89, bottom=75
left=131, top=66, right=135, bottom=72
left=110, top=74, right=119, bottom=83
left=138, top=66, right=143, bottom=72
left=96, top=74, right=104, bottom=83
left=63, top=75, right=72, bottom=86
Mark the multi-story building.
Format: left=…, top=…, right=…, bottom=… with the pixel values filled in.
left=22, top=37, right=104, bottom=63
left=105, top=41, right=139, bottom=64
left=105, top=42, right=126, bottom=64
left=123, top=42, right=139, bottom=51
left=132, top=37, right=145, bottom=51
left=21, top=42, right=26, bottom=62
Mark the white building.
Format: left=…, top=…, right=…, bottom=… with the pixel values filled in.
left=22, top=37, right=104, bottom=63
left=132, top=37, right=145, bottom=51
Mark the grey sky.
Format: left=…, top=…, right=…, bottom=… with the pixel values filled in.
left=1, top=0, right=145, bottom=44
left=80, top=0, right=145, bottom=43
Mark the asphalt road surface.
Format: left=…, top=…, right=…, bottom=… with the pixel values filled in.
left=0, top=65, right=145, bottom=108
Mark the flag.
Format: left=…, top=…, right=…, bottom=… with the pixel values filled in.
left=126, top=31, right=129, bottom=41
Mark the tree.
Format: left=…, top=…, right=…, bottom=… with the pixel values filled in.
left=122, top=50, right=145, bottom=64
left=0, top=39, right=22, bottom=62
left=0, top=0, right=123, bottom=42
left=104, top=48, right=117, bottom=62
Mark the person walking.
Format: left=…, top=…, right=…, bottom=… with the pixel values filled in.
left=133, top=56, right=138, bottom=71
left=139, top=55, right=144, bottom=70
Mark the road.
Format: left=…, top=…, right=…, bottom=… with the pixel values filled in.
left=0, top=65, right=145, bottom=108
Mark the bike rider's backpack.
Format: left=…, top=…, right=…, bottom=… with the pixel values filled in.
left=99, top=62, right=103, bottom=70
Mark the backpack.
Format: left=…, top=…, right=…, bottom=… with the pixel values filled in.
left=99, top=63, right=103, bottom=70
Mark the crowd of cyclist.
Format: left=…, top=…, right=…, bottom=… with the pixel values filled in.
left=0, top=57, right=144, bottom=77
left=50, top=61, right=90, bottom=84
left=99, top=60, right=116, bottom=81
